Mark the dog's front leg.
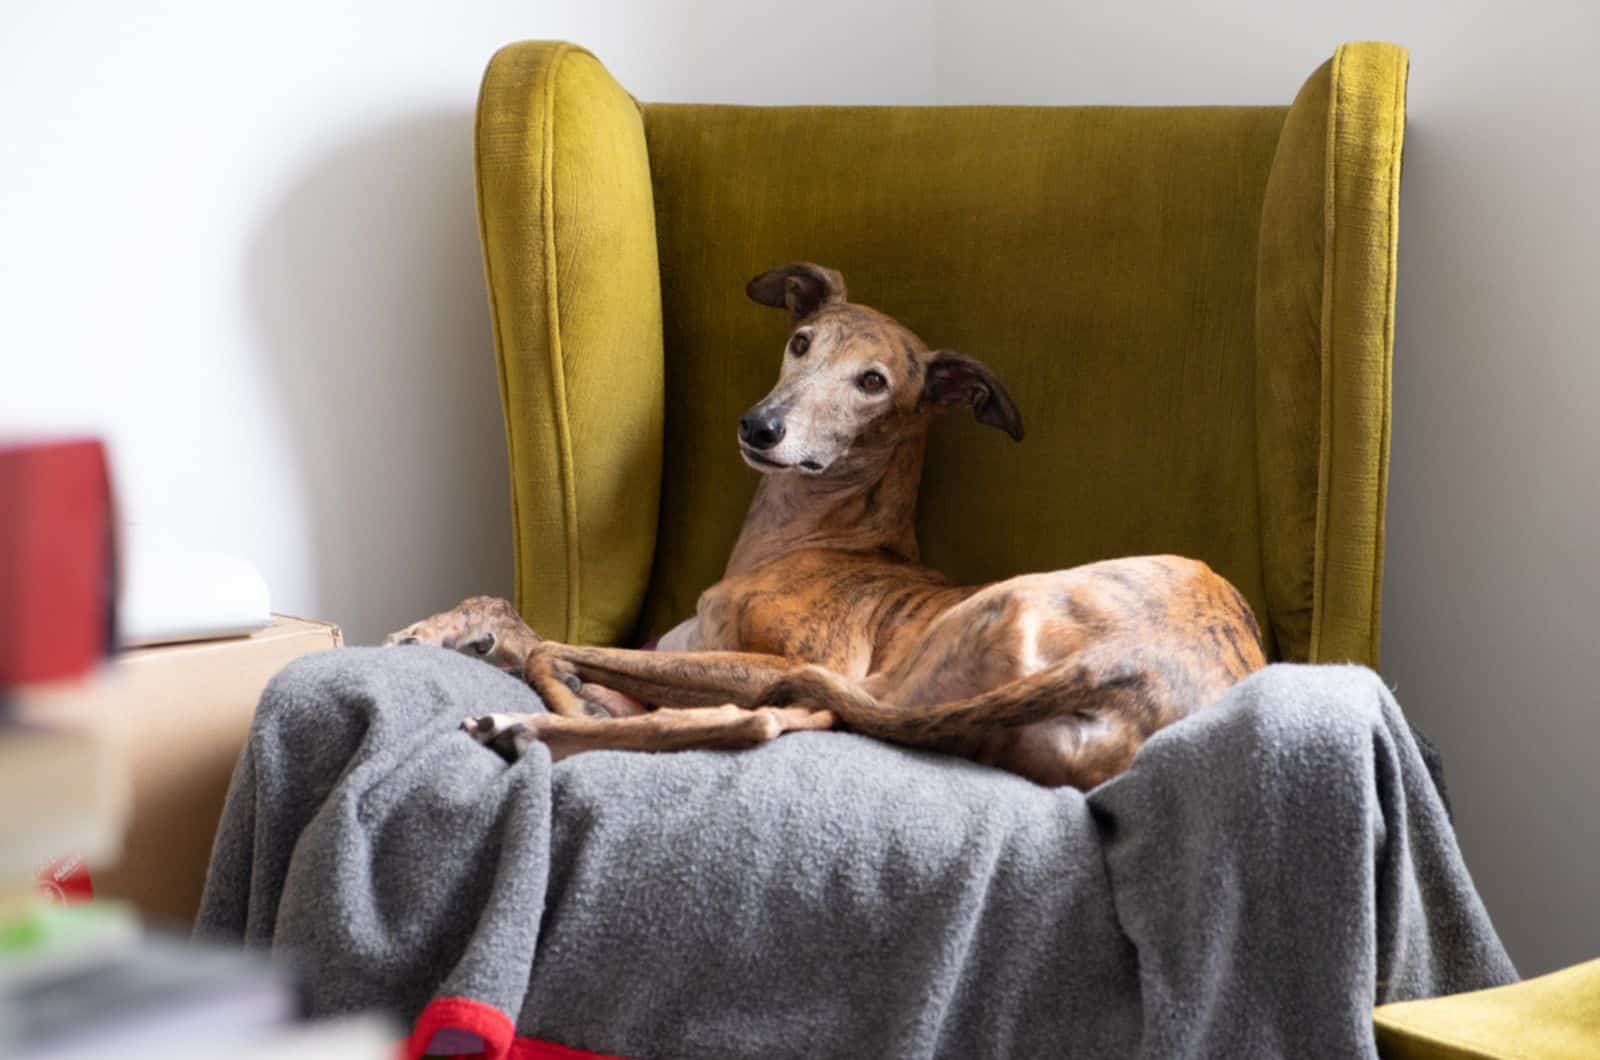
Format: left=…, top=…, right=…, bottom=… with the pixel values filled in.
left=462, top=705, right=835, bottom=763
left=528, top=643, right=796, bottom=715
left=385, top=595, right=543, bottom=674
left=385, top=598, right=653, bottom=719
left=386, top=597, right=813, bottom=719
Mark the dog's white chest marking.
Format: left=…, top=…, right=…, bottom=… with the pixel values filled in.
left=655, top=617, right=699, bottom=653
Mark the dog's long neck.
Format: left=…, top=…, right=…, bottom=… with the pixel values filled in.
left=724, top=430, right=928, bottom=577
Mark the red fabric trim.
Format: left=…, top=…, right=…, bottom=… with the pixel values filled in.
left=406, top=997, right=512, bottom=1059
left=508, top=1036, right=627, bottom=1060
left=404, top=996, right=627, bottom=1060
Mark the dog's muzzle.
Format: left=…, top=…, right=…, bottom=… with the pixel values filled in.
left=738, top=408, right=786, bottom=451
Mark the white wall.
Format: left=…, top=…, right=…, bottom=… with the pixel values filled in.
left=0, top=0, right=934, bottom=647
left=5, top=0, right=1593, bottom=978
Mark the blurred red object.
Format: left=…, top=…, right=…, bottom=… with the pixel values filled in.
left=0, top=439, right=117, bottom=687
left=36, top=855, right=95, bottom=903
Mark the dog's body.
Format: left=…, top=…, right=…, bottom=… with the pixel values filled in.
left=389, top=264, right=1265, bottom=788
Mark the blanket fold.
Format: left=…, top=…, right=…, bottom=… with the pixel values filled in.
left=197, top=648, right=1514, bottom=1059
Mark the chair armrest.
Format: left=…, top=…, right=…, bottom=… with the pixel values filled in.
left=1257, top=42, right=1408, bottom=666
left=476, top=42, right=665, bottom=646
left=1376, top=958, right=1600, bottom=1059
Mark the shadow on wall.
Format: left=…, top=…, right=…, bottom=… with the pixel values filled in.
left=247, top=109, right=513, bottom=645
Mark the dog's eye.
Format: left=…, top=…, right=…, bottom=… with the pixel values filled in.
left=789, top=333, right=811, bottom=356
left=858, top=370, right=888, bottom=394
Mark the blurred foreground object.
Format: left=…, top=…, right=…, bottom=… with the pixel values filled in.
left=0, top=439, right=115, bottom=686
left=118, top=542, right=271, bottom=648
left=0, top=717, right=128, bottom=901
left=0, top=438, right=127, bottom=907
left=0, top=902, right=396, bottom=1058
left=93, top=616, right=342, bottom=922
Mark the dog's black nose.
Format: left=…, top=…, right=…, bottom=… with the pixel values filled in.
left=738, top=410, right=786, bottom=451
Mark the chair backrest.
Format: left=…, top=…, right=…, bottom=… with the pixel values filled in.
left=474, top=41, right=1406, bottom=666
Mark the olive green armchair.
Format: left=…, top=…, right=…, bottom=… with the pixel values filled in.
left=472, top=39, right=1593, bottom=1060
left=475, top=40, right=1398, bottom=668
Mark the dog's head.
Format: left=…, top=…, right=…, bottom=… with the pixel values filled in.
left=739, top=263, right=1023, bottom=478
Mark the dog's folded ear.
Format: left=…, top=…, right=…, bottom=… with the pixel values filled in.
left=746, top=263, right=848, bottom=321
left=921, top=351, right=1025, bottom=441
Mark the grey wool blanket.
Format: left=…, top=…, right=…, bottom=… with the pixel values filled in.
left=196, top=647, right=1516, bottom=1059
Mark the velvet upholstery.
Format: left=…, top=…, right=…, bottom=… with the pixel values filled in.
left=1258, top=46, right=1407, bottom=665
left=476, top=43, right=665, bottom=647
left=1375, top=959, right=1600, bottom=1059
left=473, top=40, right=1408, bottom=661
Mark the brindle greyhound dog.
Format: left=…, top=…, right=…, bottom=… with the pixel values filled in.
left=387, top=263, right=1266, bottom=788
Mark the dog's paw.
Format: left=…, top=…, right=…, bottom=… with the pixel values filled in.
left=385, top=597, right=539, bottom=672
left=461, top=712, right=539, bottom=762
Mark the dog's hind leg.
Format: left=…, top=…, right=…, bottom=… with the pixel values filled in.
left=461, top=705, right=835, bottom=763
left=759, top=650, right=1160, bottom=788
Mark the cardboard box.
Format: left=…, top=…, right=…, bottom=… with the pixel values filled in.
left=90, top=615, right=342, bottom=924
